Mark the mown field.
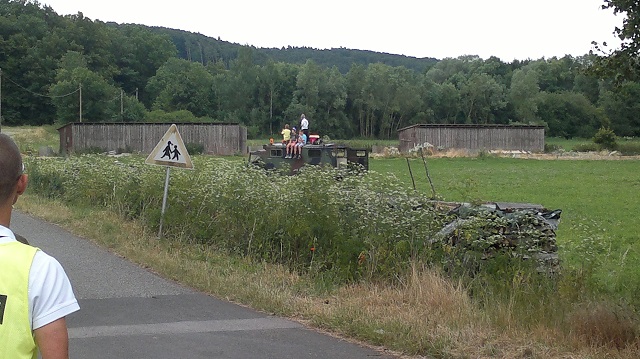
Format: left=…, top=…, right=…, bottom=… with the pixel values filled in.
left=8, top=126, right=640, bottom=358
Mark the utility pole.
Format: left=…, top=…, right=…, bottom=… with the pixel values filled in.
left=79, top=83, right=82, bottom=123
left=120, top=89, right=124, bottom=121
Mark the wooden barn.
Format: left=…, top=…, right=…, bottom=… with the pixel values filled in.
left=397, top=124, right=545, bottom=153
left=58, top=122, right=247, bottom=156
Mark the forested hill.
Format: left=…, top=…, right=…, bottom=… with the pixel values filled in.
left=2, top=0, right=639, bottom=140
left=257, top=47, right=438, bottom=74
left=140, top=26, right=438, bottom=73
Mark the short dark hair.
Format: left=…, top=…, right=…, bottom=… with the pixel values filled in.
left=0, top=134, right=23, bottom=203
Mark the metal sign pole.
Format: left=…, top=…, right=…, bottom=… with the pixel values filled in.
left=158, top=167, right=171, bottom=239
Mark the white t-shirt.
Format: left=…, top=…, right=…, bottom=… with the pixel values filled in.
left=301, top=118, right=309, bottom=130
left=0, top=225, right=80, bottom=330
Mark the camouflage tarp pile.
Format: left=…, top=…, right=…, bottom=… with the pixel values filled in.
left=432, top=201, right=561, bottom=273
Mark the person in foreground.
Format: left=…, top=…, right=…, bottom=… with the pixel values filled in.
left=0, top=134, right=80, bottom=359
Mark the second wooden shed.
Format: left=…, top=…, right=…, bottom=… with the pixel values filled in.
left=398, top=124, right=545, bottom=153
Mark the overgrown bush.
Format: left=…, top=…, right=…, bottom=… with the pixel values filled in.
left=25, top=159, right=66, bottom=198
left=617, top=142, right=640, bottom=155
left=572, top=143, right=599, bottom=152
left=544, top=143, right=562, bottom=153
left=593, top=127, right=618, bottom=151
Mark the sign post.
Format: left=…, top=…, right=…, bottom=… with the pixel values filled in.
left=145, top=124, right=194, bottom=238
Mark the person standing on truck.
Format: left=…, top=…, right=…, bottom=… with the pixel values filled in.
left=0, top=133, right=80, bottom=359
left=300, top=114, right=309, bottom=140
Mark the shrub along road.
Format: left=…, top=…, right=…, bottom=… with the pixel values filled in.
left=11, top=211, right=398, bottom=359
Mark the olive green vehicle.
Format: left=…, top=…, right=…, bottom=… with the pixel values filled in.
left=249, top=143, right=369, bottom=174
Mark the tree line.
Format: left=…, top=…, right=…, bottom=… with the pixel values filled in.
left=1, top=0, right=638, bottom=139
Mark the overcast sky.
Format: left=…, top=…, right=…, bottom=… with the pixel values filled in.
left=41, top=0, right=623, bottom=62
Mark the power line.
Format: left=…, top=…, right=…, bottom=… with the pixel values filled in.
left=4, top=74, right=79, bottom=98
left=1, top=70, right=135, bottom=124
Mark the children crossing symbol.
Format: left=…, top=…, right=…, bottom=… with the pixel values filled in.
left=145, top=124, right=194, bottom=238
left=145, top=124, right=193, bottom=169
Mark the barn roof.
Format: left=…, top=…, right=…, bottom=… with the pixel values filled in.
left=57, top=122, right=242, bottom=130
left=397, top=124, right=545, bottom=132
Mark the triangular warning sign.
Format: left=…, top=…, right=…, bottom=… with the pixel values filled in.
left=145, top=124, right=194, bottom=169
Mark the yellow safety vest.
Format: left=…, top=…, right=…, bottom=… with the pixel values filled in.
left=0, top=241, right=38, bottom=359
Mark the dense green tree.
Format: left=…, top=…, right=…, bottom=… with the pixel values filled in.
left=571, top=55, right=602, bottom=104
left=434, top=82, right=462, bottom=123
left=509, top=67, right=540, bottom=123
left=146, top=58, right=214, bottom=117
left=476, top=56, right=512, bottom=85
left=424, top=67, right=448, bottom=85
left=50, top=51, right=128, bottom=123
left=426, top=57, right=475, bottom=87
left=345, top=63, right=367, bottom=137
left=287, top=59, right=324, bottom=135
left=0, top=0, right=63, bottom=124
left=527, top=56, right=576, bottom=93
left=459, top=73, right=507, bottom=124
left=260, top=46, right=437, bottom=74
left=380, top=66, right=421, bottom=138
left=357, top=63, right=422, bottom=138
left=419, top=77, right=462, bottom=124
left=254, top=60, right=299, bottom=135
left=110, top=25, right=177, bottom=107
left=58, top=13, right=118, bottom=80
left=537, top=91, right=605, bottom=138
left=599, top=81, right=640, bottom=136
left=214, top=46, right=260, bottom=131
left=360, top=63, right=394, bottom=137
left=313, top=66, right=349, bottom=138
left=592, top=1, right=640, bottom=82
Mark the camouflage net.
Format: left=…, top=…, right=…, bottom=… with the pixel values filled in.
left=432, top=202, right=561, bottom=273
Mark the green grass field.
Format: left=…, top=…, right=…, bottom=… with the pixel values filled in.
left=372, top=156, right=640, bottom=301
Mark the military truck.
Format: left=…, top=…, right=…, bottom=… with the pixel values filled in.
left=249, top=143, right=369, bottom=175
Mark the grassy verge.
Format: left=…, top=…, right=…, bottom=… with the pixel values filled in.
left=8, top=196, right=597, bottom=358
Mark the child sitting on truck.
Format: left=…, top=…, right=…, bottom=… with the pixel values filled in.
left=281, top=124, right=291, bottom=144
left=294, top=131, right=307, bottom=159
left=285, top=127, right=297, bottom=158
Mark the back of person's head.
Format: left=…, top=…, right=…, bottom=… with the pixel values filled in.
left=285, top=124, right=289, bottom=129
left=0, top=134, right=23, bottom=204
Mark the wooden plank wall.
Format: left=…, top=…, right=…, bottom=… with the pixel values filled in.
left=65, top=123, right=246, bottom=155
left=399, top=126, right=545, bottom=152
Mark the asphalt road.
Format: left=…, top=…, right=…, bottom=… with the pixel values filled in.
left=11, top=211, right=398, bottom=359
